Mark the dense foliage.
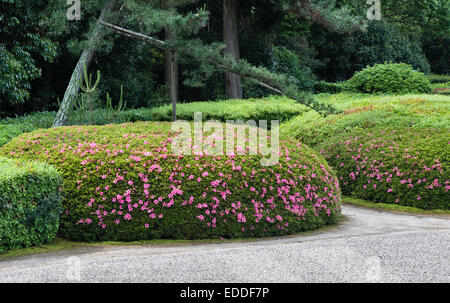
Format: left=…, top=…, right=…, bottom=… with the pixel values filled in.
left=1, top=122, right=341, bottom=241
left=313, top=20, right=431, bottom=82
left=0, top=157, right=62, bottom=252
left=345, top=63, right=432, bottom=94
left=317, top=127, right=448, bottom=210
left=0, top=0, right=57, bottom=114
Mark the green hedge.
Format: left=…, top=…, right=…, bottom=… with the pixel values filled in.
left=314, top=81, right=344, bottom=94
left=345, top=63, right=432, bottom=94
left=147, top=96, right=307, bottom=123
left=429, top=74, right=450, bottom=84
left=0, top=157, right=62, bottom=253
left=1, top=122, right=341, bottom=241
left=317, top=127, right=449, bottom=210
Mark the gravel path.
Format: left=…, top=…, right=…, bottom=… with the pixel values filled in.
left=1, top=205, right=449, bottom=283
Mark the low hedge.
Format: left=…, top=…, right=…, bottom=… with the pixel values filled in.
left=345, top=63, right=432, bottom=94
left=317, top=127, right=449, bottom=210
left=147, top=96, right=307, bottom=123
left=0, top=157, right=62, bottom=253
left=314, top=81, right=344, bottom=94
left=1, top=122, right=341, bottom=241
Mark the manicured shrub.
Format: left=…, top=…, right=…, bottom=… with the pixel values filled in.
left=1, top=122, right=341, bottom=241
left=0, top=157, right=62, bottom=253
left=345, top=63, right=432, bottom=94
left=317, top=127, right=449, bottom=210
left=0, top=111, right=54, bottom=147
left=280, top=95, right=450, bottom=147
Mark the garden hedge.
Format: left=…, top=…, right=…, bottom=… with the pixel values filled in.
left=0, top=157, right=62, bottom=253
left=1, top=122, right=341, bottom=241
left=317, top=127, right=449, bottom=210
left=147, top=97, right=307, bottom=123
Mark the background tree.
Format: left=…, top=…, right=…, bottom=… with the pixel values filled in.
left=0, top=0, right=57, bottom=117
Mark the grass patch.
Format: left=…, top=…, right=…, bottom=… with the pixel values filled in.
left=342, top=196, right=450, bottom=216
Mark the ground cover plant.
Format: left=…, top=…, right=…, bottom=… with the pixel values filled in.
left=317, top=127, right=448, bottom=210
left=1, top=122, right=341, bottom=241
left=0, top=157, right=62, bottom=252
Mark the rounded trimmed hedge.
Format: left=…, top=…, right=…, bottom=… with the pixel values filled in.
left=0, top=157, right=62, bottom=252
left=346, top=63, right=432, bottom=94
left=318, top=127, right=449, bottom=210
left=0, top=122, right=341, bottom=241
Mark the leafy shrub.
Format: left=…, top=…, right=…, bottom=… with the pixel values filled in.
left=148, top=96, right=307, bottom=123
left=0, top=157, right=62, bottom=252
left=314, top=81, right=344, bottom=94
left=317, top=127, right=449, bottom=210
left=345, top=63, right=432, bottom=94
left=1, top=122, right=341, bottom=241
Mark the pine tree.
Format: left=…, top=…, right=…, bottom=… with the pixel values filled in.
left=99, top=0, right=342, bottom=120
left=53, top=0, right=365, bottom=125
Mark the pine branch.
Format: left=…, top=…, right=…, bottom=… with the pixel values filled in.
left=100, top=20, right=339, bottom=116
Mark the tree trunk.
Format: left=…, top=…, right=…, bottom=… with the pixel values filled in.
left=165, top=29, right=178, bottom=121
left=53, top=0, right=116, bottom=127
left=223, top=0, right=243, bottom=99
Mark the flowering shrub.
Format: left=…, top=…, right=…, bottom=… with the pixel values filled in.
left=0, top=122, right=341, bottom=241
left=0, top=157, right=62, bottom=252
left=318, top=127, right=449, bottom=210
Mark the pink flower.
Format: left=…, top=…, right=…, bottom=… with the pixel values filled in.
left=237, top=213, right=246, bottom=223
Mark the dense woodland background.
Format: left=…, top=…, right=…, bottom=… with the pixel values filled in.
left=1, top=0, right=449, bottom=118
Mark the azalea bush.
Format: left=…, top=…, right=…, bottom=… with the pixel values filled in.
left=0, top=157, right=62, bottom=253
left=345, top=63, right=432, bottom=94
left=1, top=122, right=341, bottom=241
left=317, top=127, right=449, bottom=210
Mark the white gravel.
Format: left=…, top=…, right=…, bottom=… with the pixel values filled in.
left=1, top=205, right=449, bottom=283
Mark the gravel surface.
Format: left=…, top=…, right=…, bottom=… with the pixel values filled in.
left=1, top=205, right=449, bottom=283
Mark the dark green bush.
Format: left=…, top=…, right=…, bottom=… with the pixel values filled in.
left=314, top=20, right=431, bottom=82
left=345, top=63, right=432, bottom=94
left=318, top=127, right=449, bottom=210
left=1, top=122, right=341, bottom=241
left=0, top=157, right=62, bottom=253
